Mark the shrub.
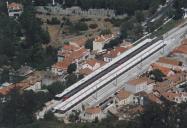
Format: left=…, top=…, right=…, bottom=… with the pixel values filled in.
left=47, top=17, right=60, bottom=25
left=89, top=23, right=98, bottom=29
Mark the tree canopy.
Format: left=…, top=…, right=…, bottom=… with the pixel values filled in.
left=0, top=1, right=56, bottom=71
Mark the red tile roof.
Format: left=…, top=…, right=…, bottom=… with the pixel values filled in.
left=151, top=63, right=173, bottom=76
left=104, top=47, right=127, bottom=58
left=181, top=38, right=187, bottom=45
left=85, top=59, right=106, bottom=67
left=0, top=87, right=11, bottom=95
left=85, top=106, right=101, bottom=114
left=148, top=94, right=162, bottom=104
left=0, top=73, right=42, bottom=95
left=157, top=57, right=182, bottom=66
left=172, top=45, right=187, bottom=55
left=127, top=77, right=151, bottom=86
left=8, top=2, right=22, bottom=10
left=161, top=92, right=181, bottom=101
left=79, top=68, right=93, bottom=75
left=116, top=89, right=132, bottom=101
left=69, top=48, right=88, bottom=60
left=52, top=59, right=72, bottom=70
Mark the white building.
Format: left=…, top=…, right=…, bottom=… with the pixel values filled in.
left=184, top=8, right=187, bottom=19
left=25, top=81, right=41, bottom=91
left=115, top=89, right=134, bottom=106
left=81, top=59, right=106, bottom=71
left=125, top=77, right=155, bottom=94
left=7, top=2, right=23, bottom=17
left=79, top=59, right=106, bottom=76
left=93, top=34, right=115, bottom=53
left=80, top=106, right=106, bottom=122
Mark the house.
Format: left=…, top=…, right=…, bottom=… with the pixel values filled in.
left=156, top=57, right=184, bottom=71
left=154, top=72, right=187, bottom=93
left=54, top=46, right=90, bottom=75
left=79, top=68, right=93, bottom=76
left=172, top=44, right=187, bottom=58
left=167, top=72, right=187, bottom=86
left=80, top=106, right=106, bottom=122
left=161, top=91, right=187, bottom=103
left=68, top=48, right=90, bottom=64
left=81, top=59, right=106, bottom=71
left=147, top=93, right=162, bottom=104
left=15, top=75, right=42, bottom=91
left=79, top=59, right=106, bottom=76
left=115, top=89, right=134, bottom=106
left=125, top=77, right=155, bottom=94
left=7, top=2, right=23, bottom=17
left=0, top=72, right=42, bottom=95
left=51, top=59, right=72, bottom=75
left=57, top=44, right=79, bottom=62
left=58, top=47, right=90, bottom=64
left=149, top=63, right=175, bottom=77
left=93, top=34, right=115, bottom=52
left=103, top=47, right=127, bottom=62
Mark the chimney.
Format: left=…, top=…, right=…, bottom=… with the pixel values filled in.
left=6, top=1, right=9, bottom=8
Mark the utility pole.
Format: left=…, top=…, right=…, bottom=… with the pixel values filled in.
left=138, top=56, right=143, bottom=70
left=52, top=0, right=55, bottom=6
left=93, top=83, right=98, bottom=100
left=113, top=74, right=118, bottom=87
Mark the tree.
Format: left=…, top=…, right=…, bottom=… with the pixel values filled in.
left=149, top=69, right=165, bottom=82
left=100, top=29, right=112, bottom=35
left=173, top=0, right=185, bottom=20
left=89, top=24, right=98, bottom=29
left=66, top=73, right=78, bottom=86
left=0, top=88, right=52, bottom=128
left=135, top=10, right=145, bottom=23
left=69, top=110, right=80, bottom=122
left=44, top=111, right=57, bottom=121
left=47, top=17, right=60, bottom=25
left=45, top=81, right=65, bottom=96
left=0, top=2, right=7, bottom=15
left=74, top=22, right=88, bottom=31
left=40, top=30, right=50, bottom=44
left=85, top=38, right=94, bottom=50
left=104, top=37, right=122, bottom=49
left=120, top=20, right=133, bottom=39
left=0, top=68, right=9, bottom=84
left=67, top=63, right=77, bottom=74
left=1, top=89, right=35, bottom=127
